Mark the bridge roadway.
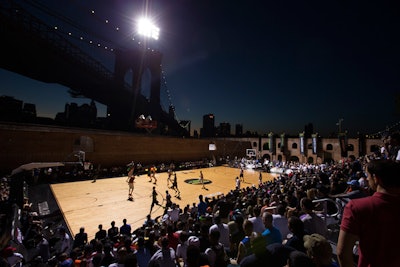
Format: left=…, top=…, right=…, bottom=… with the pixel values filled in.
left=0, top=1, right=185, bottom=134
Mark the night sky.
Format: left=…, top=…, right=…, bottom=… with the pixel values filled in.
left=1, top=0, right=399, bottom=136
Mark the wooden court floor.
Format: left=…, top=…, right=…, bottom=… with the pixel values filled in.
left=50, top=166, right=279, bottom=240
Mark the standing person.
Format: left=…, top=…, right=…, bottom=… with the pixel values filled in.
left=107, top=221, right=119, bottom=241
left=73, top=227, right=88, bottom=249
left=167, top=168, right=173, bottom=188
left=165, top=190, right=172, bottom=209
left=150, top=186, right=162, bottom=213
left=199, top=170, right=206, bottom=189
left=126, top=168, right=135, bottom=200
left=235, top=176, right=241, bottom=190
left=197, top=194, right=207, bottom=217
left=239, top=167, right=244, bottom=182
left=258, top=171, right=262, bottom=185
left=120, top=218, right=131, bottom=237
left=337, top=159, right=400, bottom=267
left=95, top=224, right=107, bottom=242
left=171, top=172, right=181, bottom=198
left=150, top=165, right=157, bottom=184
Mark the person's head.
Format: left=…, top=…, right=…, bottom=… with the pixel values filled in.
left=123, top=218, right=127, bottom=224
left=243, top=219, right=254, bottom=236
left=367, top=159, right=400, bottom=190
left=161, top=236, right=169, bottom=248
left=262, top=211, right=273, bottom=228
left=287, top=251, right=315, bottom=267
left=303, top=234, right=332, bottom=266
left=276, top=204, right=286, bottom=216
left=288, top=216, right=304, bottom=235
left=187, top=235, right=200, bottom=247
left=79, top=227, right=85, bottom=233
left=253, top=205, right=261, bottom=217
left=347, top=180, right=360, bottom=190
left=300, top=198, right=314, bottom=212
left=111, top=221, right=115, bottom=227
left=98, top=224, right=103, bottom=230
left=116, top=246, right=127, bottom=263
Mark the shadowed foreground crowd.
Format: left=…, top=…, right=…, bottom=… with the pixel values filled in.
left=2, top=132, right=400, bottom=267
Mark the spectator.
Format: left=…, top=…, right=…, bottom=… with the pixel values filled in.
left=135, top=236, right=151, bottom=267
left=239, top=235, right=271, bottom=267
left=236, top=219, right=256, bottom=264
left=303, top=234, right=336, bottom=267
left=285, top=216, right=306, bottom=253
left=337, top=159, right=400, bottom=267
left=107, top=221, right=119, bottom=241
left=272, top=204, right=290, bottom=240
left=73, top=227, right=88, bottom=249
left=248, top=205, right=266, bottom=234
left=205, top=230, right=229, bottom=267
left=94, top=224, right=107, bottom=241
left=120, top=218, right=131, bottom=236
left=148, top=237, right=177, bottom=267
left=33, top=233, right=50, bottom=263
left=287, top=250, right=315, bottom=267
left=1, top=246, right=24, bottom=267
left=299, top=198, right=327, bottom=237
left=261, top=211, right=282, bottom=246
left=58, top=227, right=71, bottom=256
left=209, top=213, right=230, bottom=253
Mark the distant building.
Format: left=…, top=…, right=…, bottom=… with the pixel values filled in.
left=202, top=114, right=215, bottom=137
left=217, top=122, right=231, bottom=137
left=55, top=100, right=97, bottom=128
left=0, top=95, right=38, bottom=123
left=235, top=124, right=243, bottom=136
left=193, top=129, right=199, bottom=138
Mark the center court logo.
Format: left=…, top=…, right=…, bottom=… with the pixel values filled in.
left=185, top=178, right=212, bottom=185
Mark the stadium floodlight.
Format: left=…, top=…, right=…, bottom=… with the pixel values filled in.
left=137, top=17, right=160, bottom=40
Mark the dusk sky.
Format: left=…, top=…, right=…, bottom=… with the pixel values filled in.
left=1, top=0, right=399, bottom=137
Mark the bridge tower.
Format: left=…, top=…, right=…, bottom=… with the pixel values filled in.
left=112, top=49, right=162, bottom=132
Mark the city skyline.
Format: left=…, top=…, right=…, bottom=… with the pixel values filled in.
left=0, top=0, right=399, bottom=137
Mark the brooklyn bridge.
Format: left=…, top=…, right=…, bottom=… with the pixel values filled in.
left=0, top=0, right=189, bottom=136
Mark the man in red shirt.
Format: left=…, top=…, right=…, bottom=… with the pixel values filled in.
left=337, top=159, right=400, bottom=267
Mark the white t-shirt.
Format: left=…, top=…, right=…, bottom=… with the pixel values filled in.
left=209, top=223, right=230, bottom=250
left=272, top=214, right=290, bottom=239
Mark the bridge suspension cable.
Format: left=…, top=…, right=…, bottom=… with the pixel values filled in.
left=160, top=67, right=190, bottom=130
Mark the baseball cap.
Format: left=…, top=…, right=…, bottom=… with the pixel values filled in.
left=347, top=180, right=360, bottom=187
left=2, top=246, right=16, bottom=257
left=187, top=236, right=200, bottom=247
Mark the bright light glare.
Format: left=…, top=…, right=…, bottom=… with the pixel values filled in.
left=137, top=17, right=160, bottom=40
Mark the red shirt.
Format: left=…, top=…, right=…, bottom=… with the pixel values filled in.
left=341, top=192, right=400, bottom=267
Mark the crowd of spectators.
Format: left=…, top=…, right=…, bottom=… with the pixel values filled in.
left=1, top=131, right=399, bottom=267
